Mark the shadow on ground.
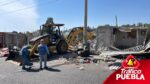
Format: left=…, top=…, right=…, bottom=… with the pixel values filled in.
left=27, top=68, right=40, bottom=72
left=45, top=67, right=61, bottom=72
left=26, top=67, right=61, bottom=72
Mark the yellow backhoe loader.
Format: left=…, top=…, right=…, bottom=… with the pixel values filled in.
left=28, top=17, right=94, bottom=57
left=29, top=18, right=68, bottom=57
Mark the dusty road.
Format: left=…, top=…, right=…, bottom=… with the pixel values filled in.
left=0, top=57, right=112, bottom=84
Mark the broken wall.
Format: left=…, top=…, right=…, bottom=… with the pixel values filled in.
left=95, top=27, right=148, bottom=52
left=0, top=33, right=5, bottom=48
left=114, top=29, right=147, bottom=48
left=95, top=27, right=114, bottom=51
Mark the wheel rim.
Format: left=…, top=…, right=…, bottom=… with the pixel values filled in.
left=60, top=43, right=67, bottom=52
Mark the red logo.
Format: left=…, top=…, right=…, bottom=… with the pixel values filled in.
left=122, top=54, right=140, bottom=68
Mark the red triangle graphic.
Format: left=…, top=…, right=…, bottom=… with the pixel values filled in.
left=122, top=54, right=140, bottom=68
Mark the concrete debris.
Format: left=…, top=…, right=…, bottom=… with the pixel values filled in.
left=109, top=66, right=120, bottom=70
left=99, top=41, right=150, bottom=71
left=77, top=57, right=93, bottom=64
left=88, top=39, right=97, bottom=54
left=79, top=59, right=84, bottom=64
left=115, top=59, right=123, bottom=62
left=124, top=45, right=144, bottom=52
left=95, top=52, right=116, bottom=62
left=100, top=51, right=138, bottom=57
left=109, top=46, right=121, bottom=51
left=145, top=41, right=150, bottom=52
left=67, top=56, right=95, bottom=65
left=0, top=48, right=9, bottom=57
left=79, top=66, right=85, bottom=70
left=108, top=59, right=123, bottom=70
left=51, top=58, right=68, bottom=64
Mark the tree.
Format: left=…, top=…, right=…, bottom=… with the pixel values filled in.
left=121, top=24, right=130, bottom=27
left=144, top=23, right=150, bottom=28
left=137, top=22, right=143, bottom=27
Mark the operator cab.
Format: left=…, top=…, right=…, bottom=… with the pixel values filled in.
left=40, top=23, right=64, bottom=45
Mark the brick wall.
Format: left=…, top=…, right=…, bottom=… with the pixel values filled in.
left=0, top=32, right=27, bottom=49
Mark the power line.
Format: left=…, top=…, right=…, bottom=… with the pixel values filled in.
left=0, top=0, right=60, bottom=16
left=0, top=0, right=21, bottom=7
left=0, top=0, right=13, bottom=4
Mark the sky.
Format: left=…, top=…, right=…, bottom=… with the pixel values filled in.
left=0, top=0, right=150, bottom=32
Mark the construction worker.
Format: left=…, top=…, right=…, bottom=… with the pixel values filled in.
left=20, top=45, right=32, bottom=70
left=37, top=39, right=50, bottom=70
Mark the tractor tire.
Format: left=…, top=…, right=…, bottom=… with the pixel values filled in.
left=56, top=40, right=68, bottom=54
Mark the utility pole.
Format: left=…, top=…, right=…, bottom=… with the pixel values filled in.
left=115, top=16, right=118, bottom=27
left=136, top=29, right=139, bottom=45
left=83, top=0, right=88, bottom=50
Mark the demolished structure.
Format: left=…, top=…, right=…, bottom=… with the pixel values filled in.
left=94, top=26, right=150, bottom=70
left=96, top=26, right=149, bottom=51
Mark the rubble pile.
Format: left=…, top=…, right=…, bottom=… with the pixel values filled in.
left=124, top=45, right=144, bottom=52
